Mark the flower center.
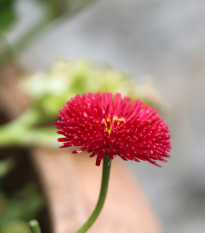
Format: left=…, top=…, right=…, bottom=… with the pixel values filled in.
left=103, top=116, right=125, bottom=135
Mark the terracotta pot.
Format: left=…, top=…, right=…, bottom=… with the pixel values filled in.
left=31, top=148, right=162, bottom=233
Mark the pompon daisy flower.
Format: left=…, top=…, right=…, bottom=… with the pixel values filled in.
left=55, top=92, right=171, bottom=166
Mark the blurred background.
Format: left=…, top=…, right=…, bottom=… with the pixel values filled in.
left=1, top=0, right=205, bottom=233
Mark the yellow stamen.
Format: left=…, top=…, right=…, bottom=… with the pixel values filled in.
left=103, top=116, right=125, bottom=135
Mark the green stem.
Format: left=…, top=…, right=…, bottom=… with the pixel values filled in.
left=0, top=15, right=52, bottom=68
left=29, top=219, right=42, bottom=233
left=76, top=154, right=111, bottom=233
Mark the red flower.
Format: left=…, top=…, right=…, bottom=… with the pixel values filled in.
left=55, top=92, right=171, bottom=166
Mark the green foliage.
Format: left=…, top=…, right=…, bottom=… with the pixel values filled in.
left=23, top=60, right=162, bottom=119
left=0, top=60, right=162, bottom=148
left=0, top=0, right=93, bottom=34
left=0, top=0, right=95, bottom=66
left=0, top=159, right=44, bottom=233
left=38, top=0, right=71, bottom=16
left=0, top=0, right=16, bottom=33
left=0, top=220, right=32, bottom=233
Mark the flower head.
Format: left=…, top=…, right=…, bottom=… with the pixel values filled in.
left=55, top=92, right=171, bottom=166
